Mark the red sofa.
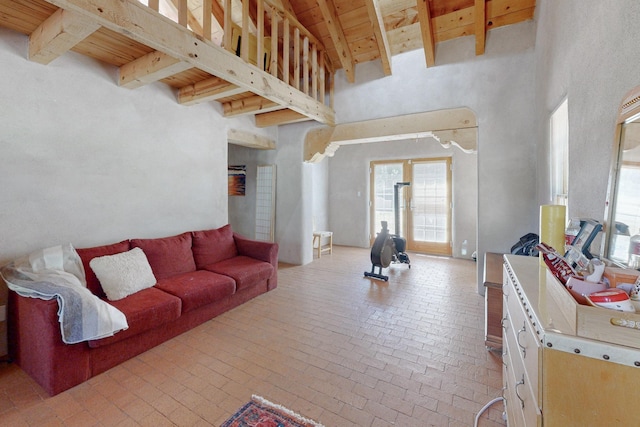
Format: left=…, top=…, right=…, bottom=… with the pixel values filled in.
left=8, top=224, right=278, bottom=396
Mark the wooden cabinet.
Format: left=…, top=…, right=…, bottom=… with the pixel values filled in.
left=503, top=255, right=640, bottom=426
left=484, top=252, right=503, bottom=350
left=503, top=257, right=542, bottom=426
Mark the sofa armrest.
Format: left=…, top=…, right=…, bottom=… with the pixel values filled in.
left=233, top=233, right=278, bottom=267
left=8, top=291, right=91, bottom=395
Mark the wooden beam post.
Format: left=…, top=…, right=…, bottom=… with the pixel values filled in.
left=303, top=36, right=309, bottom=95
left=319, top=54, right=325, bottom=104
left=311, top=43, right=318, bottom=100
left=223, top=0, right=232, bottom=51
left=293, top=27, right=300, bottom=90
left=257, top=0, right=264, bottom=70
left=203, top=0, right=212, bottom=40
left=283, top=17, right=290, bottom=85
left=241, top=0, right=250, bottom=62
left=177, top=0, right=187, bottom=27
left=270, top=7, right=278, bottom=77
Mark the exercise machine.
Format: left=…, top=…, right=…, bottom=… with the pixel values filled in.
left=364, top=182, right=411, bottom=281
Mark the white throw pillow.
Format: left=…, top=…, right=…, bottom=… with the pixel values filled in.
left=89, top=247, right=156, bottom=301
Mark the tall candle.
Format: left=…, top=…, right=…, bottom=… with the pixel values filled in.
left=540, top=205, right=567, bottom=260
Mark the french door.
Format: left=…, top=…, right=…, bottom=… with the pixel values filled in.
left=370, top=158, right=452, bottom=255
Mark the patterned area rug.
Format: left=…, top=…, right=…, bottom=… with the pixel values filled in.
left=221, top=395, right=324, bottom=427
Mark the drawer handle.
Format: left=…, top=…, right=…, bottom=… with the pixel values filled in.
left=517, top=322, right=527, bottom=359
left=501, top=316, right=509, bottom=329
left=610, top=317, right=640, bottom=330
left=515, top=375, right=525, bottom=409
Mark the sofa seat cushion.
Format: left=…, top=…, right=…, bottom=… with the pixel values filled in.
left=192, top=225, right=238, bottom=268
left=131, top=232, right=196, bottom=280
left=87, top=287, right=181, bottom=348
left=203, top=256, right=274, bottom=291
left=155, top=270, right=236, bottom=313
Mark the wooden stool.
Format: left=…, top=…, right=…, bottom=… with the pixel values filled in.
left=312, top=231, right=333, bottom=258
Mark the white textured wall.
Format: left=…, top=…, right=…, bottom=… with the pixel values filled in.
left=272, top=123, right=313, bottom=265
left=534, top=0, right=640, bottom=239
left=0, top=27, right=259, bottom=264
left=333, top=22, right=537, bottom=290
left=328, top=138, right=478, bottom=259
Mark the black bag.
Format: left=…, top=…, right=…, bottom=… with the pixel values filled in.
left=511, top=233, right=539, bottom=257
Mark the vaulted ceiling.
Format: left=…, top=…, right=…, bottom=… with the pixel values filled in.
left=0, top=0, right=535, bottom=129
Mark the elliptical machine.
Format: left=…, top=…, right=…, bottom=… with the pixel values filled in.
left=364, top=182, right=411, bottom=281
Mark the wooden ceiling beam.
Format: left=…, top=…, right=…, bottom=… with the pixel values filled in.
left=222, top=95, right=284, bottom=117
left=119, top=50, right=193, bottom=89
left=278, top=0, right=297, bottom=16
left=227, top=128, right=275, bottom=149
left=255, top=109, right=312, bottom=127
left=365, top=0, right=392, bottom=76
left=45, top=0, right=335, bottom=125
left=316, top=0, right=356, bottom=83
left=416, top=0, right=435, bottom=67
left=475, top=0, right=486, bottom=55
left=29, top=7, right=100, bottom=65
left=178, top=76, right=246, bottom=105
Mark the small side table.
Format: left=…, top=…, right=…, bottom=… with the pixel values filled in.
left=483, top=252, right=503, bottom=351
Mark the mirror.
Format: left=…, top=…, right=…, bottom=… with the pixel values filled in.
left=603, top=87, right=640, bottom=269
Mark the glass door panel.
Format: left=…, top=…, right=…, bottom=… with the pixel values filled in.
left=371, top=162, right=404, bottom=243
left=407, top=158, right=451, bottom=255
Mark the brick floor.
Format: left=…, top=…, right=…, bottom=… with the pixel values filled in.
left=0, top=246, right=505, bottom=426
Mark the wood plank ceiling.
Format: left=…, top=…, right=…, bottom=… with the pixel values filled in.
left=0, top=0, right=535, bottom=128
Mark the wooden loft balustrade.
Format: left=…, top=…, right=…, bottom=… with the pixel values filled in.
left=218, top=0, right=335, bottom=117
left=13, top=0, right=334, bottom=127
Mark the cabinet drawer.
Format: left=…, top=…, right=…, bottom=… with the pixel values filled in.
left=504, top=290, right=542, bottom=404
left=503, top=354, right=524, bottom=427
left=503, top=335, right=541, bottom=427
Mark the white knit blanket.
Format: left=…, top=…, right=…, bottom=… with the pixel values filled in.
left=1, top=244, right=128, bottom=344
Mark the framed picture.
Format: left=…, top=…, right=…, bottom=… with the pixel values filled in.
left=228, top=165, right=246, bottom=196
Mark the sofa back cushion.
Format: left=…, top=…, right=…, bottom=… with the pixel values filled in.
left=77, top=240, right=131, bottom=297
left=130, top=232, right=196, bottom=280
left=89, top=247, right=157, bottom=301
left=192, top=224, right=238, bottom=268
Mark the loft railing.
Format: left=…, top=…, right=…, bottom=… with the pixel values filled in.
left=142, top=0, right=334, bottom=108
